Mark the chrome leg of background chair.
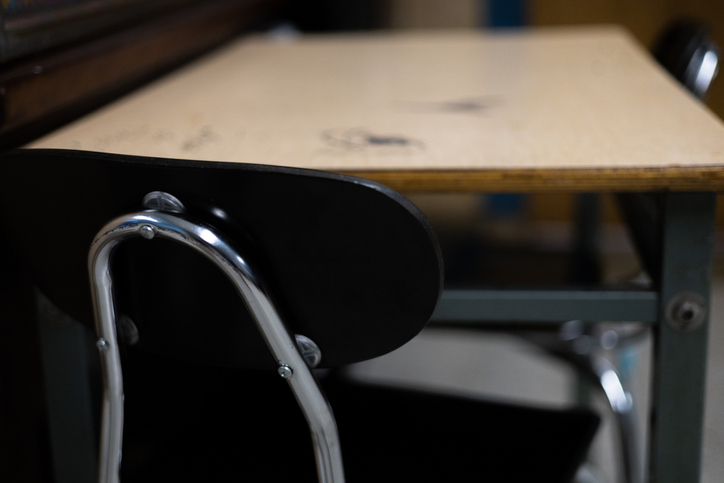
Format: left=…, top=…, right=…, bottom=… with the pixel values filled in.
left=519, top=323, right=642, bottom=483
left=88, top=194, right=345, bottom=483
left=591, top=355, right=638, bottom=483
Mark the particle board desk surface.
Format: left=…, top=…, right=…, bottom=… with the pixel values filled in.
left=28, top=25, right=724, bottom=192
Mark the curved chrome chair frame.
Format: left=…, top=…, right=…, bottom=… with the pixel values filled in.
left=88, top=202, right=345, bottom=483
left=591, top=354, right=638, bottom=483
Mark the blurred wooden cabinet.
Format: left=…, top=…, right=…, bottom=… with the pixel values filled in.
left=0, top=0, right=282, bottom=147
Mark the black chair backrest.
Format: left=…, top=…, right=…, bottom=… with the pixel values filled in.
left=0, top=149, right=443, bottom=369
left=653, top=20, right=720, bottom=98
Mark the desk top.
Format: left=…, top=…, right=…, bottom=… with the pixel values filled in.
left=29, top=26, right=724, bottom=192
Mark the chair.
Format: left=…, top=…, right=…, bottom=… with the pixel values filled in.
left=653, top=20, right=720, bottom=100
left=0, top=148, right=599, bottom=482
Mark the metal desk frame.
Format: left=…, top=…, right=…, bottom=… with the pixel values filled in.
left=430, top=192, right=716, bottom=483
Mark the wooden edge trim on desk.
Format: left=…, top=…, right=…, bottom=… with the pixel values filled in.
left=338, top=165, right=724, bottom=193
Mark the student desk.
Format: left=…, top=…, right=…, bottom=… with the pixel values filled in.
left=29, top=26, right=724, bottom=482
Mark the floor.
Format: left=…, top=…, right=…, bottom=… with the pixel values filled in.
left=345, top=206, right=724, bottom=483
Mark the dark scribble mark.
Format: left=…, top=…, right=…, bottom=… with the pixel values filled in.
left=182, top=125, right=220, bottom=152
left=366, top=135, right=411, bottom=146
left=322, top=128, right=425, bottom=152
left=399, top=96, right=501, bottom=114
left=438, top=99, right=488, bottom=112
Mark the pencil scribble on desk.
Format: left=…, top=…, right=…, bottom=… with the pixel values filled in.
left=398, top=96, right=501, bottom=115
left=181, top=125, right=220, bottom=152
left=83, top=124, right=224, bottom=153
left=151, top=129, right=177, bottom=143
left=91, top=125, right=150, bottom=150
left=321, top=128, right=425, bottom=155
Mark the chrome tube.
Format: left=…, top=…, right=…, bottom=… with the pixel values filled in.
left=89, top=229, right=125, bottom=483
left=592, top=356, right=639, bottom=483
left=89, top=210, right=345, bottom=483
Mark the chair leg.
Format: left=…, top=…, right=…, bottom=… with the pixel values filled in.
left=88, top=198, right=345, bottom=483
left=590, top=355, right=639, bottom=483
left=89, top=242, right=125, bottom=483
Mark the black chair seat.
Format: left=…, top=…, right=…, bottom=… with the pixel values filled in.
left=117, top=349, right=598, bottom=483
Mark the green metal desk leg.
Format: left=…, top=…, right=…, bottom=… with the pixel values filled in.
left=649, top=192, right=715, bottom=483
